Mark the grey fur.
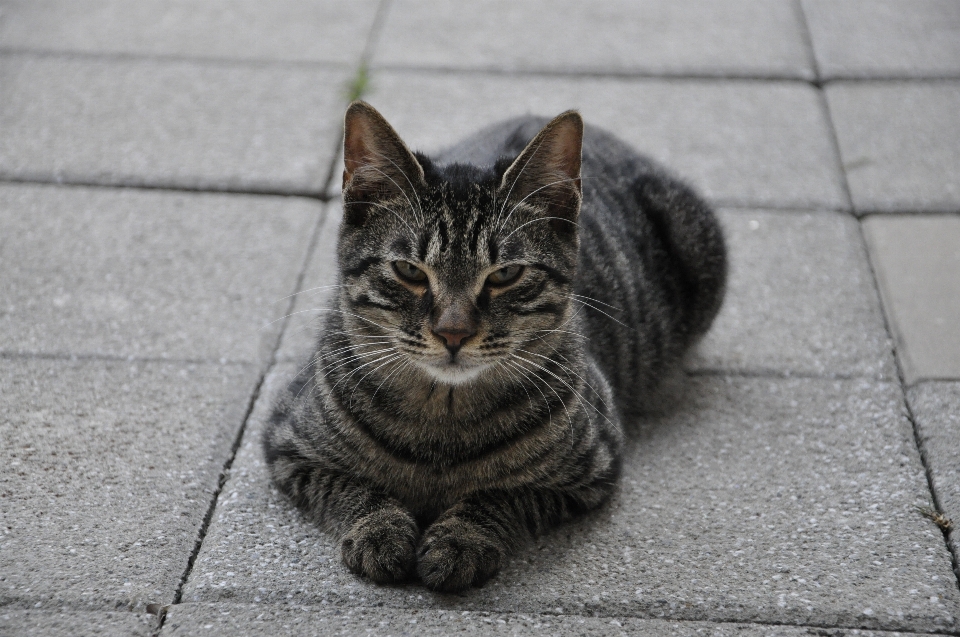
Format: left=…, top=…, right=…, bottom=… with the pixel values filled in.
left=264, top=103, right=726, bottom=592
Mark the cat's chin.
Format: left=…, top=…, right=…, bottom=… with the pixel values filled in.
left=419, top=361, right=489, bottom=386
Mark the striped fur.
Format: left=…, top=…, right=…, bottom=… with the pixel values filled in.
left=264, top=102, right=726, bottom=592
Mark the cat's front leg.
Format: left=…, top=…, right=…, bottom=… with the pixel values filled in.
left=297, top=474, right=419, bottom=583
left=339, top=492, right=419, bottom=584
left=418, top=486, right=608, bottom=592
left=267, top=448, right=418, bottom=582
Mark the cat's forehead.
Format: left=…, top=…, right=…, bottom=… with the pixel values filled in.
left=419, top=183, right=498, bottom=268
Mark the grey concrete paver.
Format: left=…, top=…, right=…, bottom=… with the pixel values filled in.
left=276, top=205, right=343, bottom=363
left=160, top=603, right=936, bottom=637
left=862, top=215, right=960, bottom=384
left=826, top=82, right=960, bottom=213
left=0, top=183, right=319, bottom=363
left=373, top=0, right=813, bottom=79
left=690, top=209, right=894, bottom=379
left=0, top=54, right=349, bottom=194
left=908, top=381, right=960, bottom=563
left=0, top=610, right=155, bottom=637
left=364, top=71, right=847, bottom=210
left=0, top=0, right=379, bottom=66
left=803, top=0, right=960, bottom=79
left=182, top=365, right=958, bottom=632
left=0, top=358, right=259, bottom=611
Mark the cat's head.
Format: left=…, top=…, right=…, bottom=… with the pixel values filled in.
left=336, top=101, right=583, bottom=386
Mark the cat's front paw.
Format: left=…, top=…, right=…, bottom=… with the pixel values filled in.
left=341, top=507, right=418, bottom=583
left=417, top=516, right=504, bottom=592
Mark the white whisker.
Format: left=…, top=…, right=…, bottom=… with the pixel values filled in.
left=497, top=177, right=581, bottom=233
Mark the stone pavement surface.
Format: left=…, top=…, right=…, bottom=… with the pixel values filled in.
left=1, top=1, right=958, bottom=636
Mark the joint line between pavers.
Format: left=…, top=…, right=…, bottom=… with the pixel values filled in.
left=0, top=175, right=334, bottom=202
left=855, top=209, right=960, bottom=220
left=327, top=0, right=389, bottom=193
left=370, top=62, right=960, bottom=85
left=820, top=75, right=960, bottom=85
left=0, top=47, right=354, bottom=73
left=796, top=0, right=859, bottom=218
left=685, top=367, right=875, bottom=381
left=793, top=0, right=823, bottom=86
left=359, top=0, right=393, bottom=70
left=155, top=204, right=331, bottom=635
left=856, top=220, right=960, bottom=594
left=904, top=392, right=960, bottom=593
left=0, top=350, right=254, bottom=366
left=367, top=62, right=822, bottom=85
left=815, top=86, right=856, bottom=214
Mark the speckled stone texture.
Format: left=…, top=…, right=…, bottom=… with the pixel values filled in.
left=160, top=603, right=937, bottom=637
left=803, top=0, right=960, bottom=79
left=373, top=0, right=814, bottom=79
left=275, top=205, right=343, bottom=364
left=689, top=209, right=894, bottom=379
left=0, top=610, right=156, bottom=637
left=0, top=183, right=319, bottom=363
left=362, top=71, right=847, bottom=210
left=0, top=358, right=258, bottom=611
left=908, top=382, right=960, bottom=566
left=0, top=55, right=350, bottom=194
left=0, top=0, right=380, bottom=65
left=863, top=215, right=960, bottom=384
left=826, top=82, right=960, bottom=213
left=181, top=364, right=958, bottom=632
left=3, top=0, right=960, bottom=633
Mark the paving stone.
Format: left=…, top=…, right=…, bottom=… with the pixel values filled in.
left=0, top=610, right=155, bottom=637
left=364, top=71, right=847, bottom=210
left=0, top=183, right=319, bottom=362
left=0, top=54, right=349, bottom=194
left=373, top=0, right=813, bottom=79
left=160, top=603, right=933, bottom=637
left=690, top=209, right=894, bottom=379
left=0, top=358, right=259, bottom=611
left=0, top=0, right=379, bottom=65
left=908, top=381, right=960, bottom=565
left=862, top=215, right=960, bottom=384
left=276, top=204, right=343, bottom=363
left=182, top=365, right=958, bottom=632
left=803, top=0, right=960, bottom=79
left=826, top=82, right=960, bottom=213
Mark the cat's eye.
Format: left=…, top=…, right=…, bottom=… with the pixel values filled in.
left=393, top=260, right=427, bottom=283
left=486, top=265, right=524, bottom=287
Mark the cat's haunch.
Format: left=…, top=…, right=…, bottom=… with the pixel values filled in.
left=263, top=101, right=726, bottom=592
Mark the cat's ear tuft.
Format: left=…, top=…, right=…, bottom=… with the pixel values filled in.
left=342, top=101, right=425, bottom=226
left=500, top=111, right=583, bottom=238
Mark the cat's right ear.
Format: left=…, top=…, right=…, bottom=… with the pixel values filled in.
left=342, top=101, right=425, bottom=226
left=499, top=111, right=583, bottom=239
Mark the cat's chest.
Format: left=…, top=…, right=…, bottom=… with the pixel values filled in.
left=341, top=414, right=570, bottom=515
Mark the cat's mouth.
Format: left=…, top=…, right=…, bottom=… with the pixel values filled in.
left=420, top=356, right=489, bottom=385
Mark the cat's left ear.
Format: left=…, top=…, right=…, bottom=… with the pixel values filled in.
left=499, top=111, right=583, bottom=237
left=342, top=101, right=425, bottom=226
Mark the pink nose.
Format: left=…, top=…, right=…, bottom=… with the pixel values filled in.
left=434, top=329, right=475, bottom=349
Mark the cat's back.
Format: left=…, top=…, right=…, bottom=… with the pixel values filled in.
left=437, top=115, right=727, bottom=412
left=434, top=115, right=651, bottom=176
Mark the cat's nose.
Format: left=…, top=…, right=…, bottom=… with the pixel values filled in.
left=434, top=328, right=475, bottom=351
left=432, top=303, right=478, bottom=354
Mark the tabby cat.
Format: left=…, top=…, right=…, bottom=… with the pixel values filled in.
left=263, top=101, right=726, bottom=592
